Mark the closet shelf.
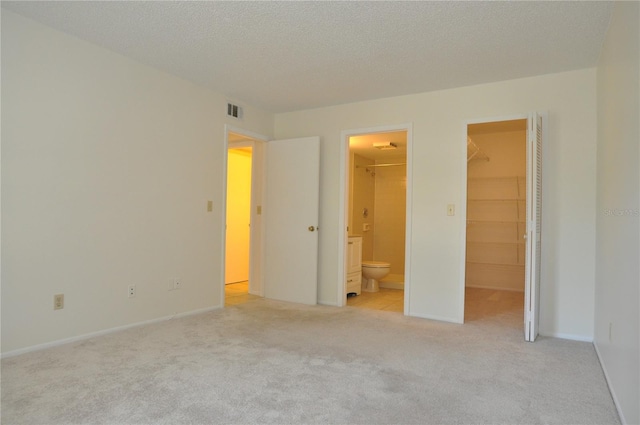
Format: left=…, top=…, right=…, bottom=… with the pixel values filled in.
left=467, top=176, right=526, bottom=181
left=467, top=171, right=527, bottom=290
left=467, top=197, right=525, bottom=201
left=466, top=261, right=525, bottom=267
left=466, top=219, right=526, bottom=224
left=466, top=241, right=525, bottom=245
left=467, top=137, right=490, bottom=162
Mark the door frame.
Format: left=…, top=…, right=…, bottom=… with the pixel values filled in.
left=338, top=123, right=413, bottom=312
left=221, top=125, right=268, bottom=305
left=459, top=113, right=546, bottom=337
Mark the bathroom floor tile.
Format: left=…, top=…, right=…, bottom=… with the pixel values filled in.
left=346, top=288, right=404, bottom=313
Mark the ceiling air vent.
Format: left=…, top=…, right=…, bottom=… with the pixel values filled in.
left=227, top=102, right=243, bottom=120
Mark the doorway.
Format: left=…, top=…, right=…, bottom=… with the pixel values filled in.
left=222, top=129, right=321, bottom=307
left=464, top=119, right=527, bottom=329
left=223, top=128, right=266, bottom=306
left=340, top=126, right=412, bottom=313
left=225, top=143, right=253, bottom=305
left=226, top=145, right=252, bottom=286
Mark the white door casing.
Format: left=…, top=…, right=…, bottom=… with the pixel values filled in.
left=525, top=113, right=543, bottom=342
left=338, top=124, right=413, bottom=309
left=263, top=137, right=320, bottom=305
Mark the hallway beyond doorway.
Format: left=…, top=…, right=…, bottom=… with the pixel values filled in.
left=225, top=281, right=260, bottom=306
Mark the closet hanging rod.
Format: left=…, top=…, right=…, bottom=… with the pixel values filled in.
left=467, top=136, right=490, bottom=162
left=356, top=163, right=406, bottom=168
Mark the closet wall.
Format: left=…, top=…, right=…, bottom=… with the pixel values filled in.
left=466, top=125, right=527, bottom=291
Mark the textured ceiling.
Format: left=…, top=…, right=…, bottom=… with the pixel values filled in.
left=2, top=1, right=613, bottom=113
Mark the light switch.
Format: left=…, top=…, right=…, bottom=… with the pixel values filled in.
left=447, top=204, right=455, bottom=216
left=207, top=200, right=213, bottom=212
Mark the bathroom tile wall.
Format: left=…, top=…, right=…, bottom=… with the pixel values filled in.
left=373, top=163, right=407, bottom=274
left=351, top=154, right=375, bottom=260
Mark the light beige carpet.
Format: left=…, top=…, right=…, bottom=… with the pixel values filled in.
left=1, top=298, right=620, bottom=424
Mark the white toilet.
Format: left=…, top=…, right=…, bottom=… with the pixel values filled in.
left=361, top=261, right=391, bottom=292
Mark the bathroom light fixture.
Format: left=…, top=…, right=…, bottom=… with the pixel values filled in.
left=372, top=141, right=397, bottom=150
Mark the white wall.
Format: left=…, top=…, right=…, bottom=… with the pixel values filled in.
left=275, top=69, right=597, bottom=339
left=594, top=2, right=640, bottom=424
left=1, top=10, right=274, bottom=354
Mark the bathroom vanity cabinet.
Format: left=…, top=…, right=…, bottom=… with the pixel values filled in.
left=346, top=236, right=362, bottom=295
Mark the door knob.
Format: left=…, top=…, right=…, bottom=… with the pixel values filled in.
left=308, top=226, right=315, bottom=232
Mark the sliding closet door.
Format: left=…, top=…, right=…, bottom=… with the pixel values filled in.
left=524, top=113, right=543, bottom=342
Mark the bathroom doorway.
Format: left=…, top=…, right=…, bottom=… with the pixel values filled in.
left=341, top=127, right=411, bottom=313
left=464, top=119, right=527, bottom=330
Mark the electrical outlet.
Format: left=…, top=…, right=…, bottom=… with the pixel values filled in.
left=128, top=285, right=136, bottom=298
left=447, top=204, right=455, bottom=216
left=168, top=278, right=182, bottom=290
left=54, top=294, right=64, bottom=310
left=609, top=322, right=613, bottom=342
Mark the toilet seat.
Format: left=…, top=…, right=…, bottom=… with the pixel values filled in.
left=362, top=261, right=390, bottom=268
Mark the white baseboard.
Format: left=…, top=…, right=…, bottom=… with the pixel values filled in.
left=539, top=331, right=593, bottom=342
left=379, top=281, right=404, bottom=290
left=381, top=273, right=404, bottom=283
left=593, top=341, right=627, bottom=425
left=1, top=305, right=223, bottom=359
left=408, top=311, right=463, bottom=324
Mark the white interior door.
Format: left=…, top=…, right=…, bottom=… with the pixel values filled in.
left=525, top=113, right=543, bottom=342
left=264, top=137, right=320, bottom=305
